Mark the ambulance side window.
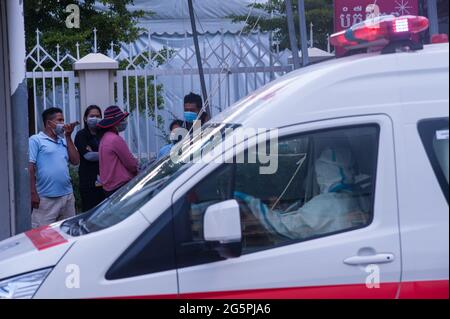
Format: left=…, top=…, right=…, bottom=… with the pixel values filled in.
left=234, top=125, right=379, bottom=253
left=173, top=165, right=234, bottom=268
left=418, top=118, right=449, bottom=203
left=173, top=125, right=380, bottom=268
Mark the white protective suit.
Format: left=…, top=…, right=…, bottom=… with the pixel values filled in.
left=234, top=147, right=370, bottom=240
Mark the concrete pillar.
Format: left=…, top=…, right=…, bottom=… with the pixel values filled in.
left=0, top=0, right=30, bottom=240
left=74, top=53, right=119, bottom=116
left=0, top=0, right=13, bottom=240
left=7, top=0, right=30, bottom=236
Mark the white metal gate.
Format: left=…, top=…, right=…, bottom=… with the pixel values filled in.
left=26, top=30, right=80, bottom=134
left=26, top=29, right=294, bottom=162
left=114, top=31, right=293, bottom=161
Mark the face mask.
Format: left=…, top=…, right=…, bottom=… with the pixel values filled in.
left=169, top=133, right=178, bottom=143
left=87, top=117, right=101, bottom=129
left=50, top=121, right=65, bottom=137
left=184, top=111, right=198, bottom=123
left=170, top=127, right=187, bottom=144
left=117, top=121, right=128, bottom=133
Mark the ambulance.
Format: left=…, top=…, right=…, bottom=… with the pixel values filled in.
left=0, top=15, right=448, bottom=299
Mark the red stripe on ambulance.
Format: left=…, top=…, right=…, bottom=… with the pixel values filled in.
left=110, top=280, right=449, bottom=299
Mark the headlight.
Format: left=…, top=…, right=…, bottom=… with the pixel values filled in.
left=0, top=269, right=52, bottom=299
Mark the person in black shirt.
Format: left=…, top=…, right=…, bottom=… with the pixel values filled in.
left=75, top=105, right=106, bottom=212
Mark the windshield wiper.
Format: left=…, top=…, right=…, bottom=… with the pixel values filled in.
left=78, top=219, right=90, bottom=234
left=65, top=218, right=91, bottom=236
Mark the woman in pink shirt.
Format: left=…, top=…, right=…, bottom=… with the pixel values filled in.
left=97, top=106, right=139, bottom=197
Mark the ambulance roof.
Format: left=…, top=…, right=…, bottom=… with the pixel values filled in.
left=212, top=43, right=449, bottom=129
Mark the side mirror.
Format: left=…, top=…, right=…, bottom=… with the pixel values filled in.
left=203, top=200, right=242, bottom=259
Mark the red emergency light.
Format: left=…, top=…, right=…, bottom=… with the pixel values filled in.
left=331, top=15, right=429, bottom=52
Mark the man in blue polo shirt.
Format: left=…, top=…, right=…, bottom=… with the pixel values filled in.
left=29, top=107, right=80, bottom=229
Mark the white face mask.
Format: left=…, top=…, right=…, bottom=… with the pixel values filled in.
left=87, top=117, right=101, bottom=129
left=170, top=127, right=187, bottom=144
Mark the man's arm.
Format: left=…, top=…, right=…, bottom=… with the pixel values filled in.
left=65, top=123, right=80, bottom=166
left=29, top=163, right=40, bottom=210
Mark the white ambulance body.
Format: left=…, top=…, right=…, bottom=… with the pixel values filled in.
left=0, top=17, right=448, bottom=299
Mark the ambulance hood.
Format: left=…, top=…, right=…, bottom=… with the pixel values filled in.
left=0, top=225, right=74, bottom=280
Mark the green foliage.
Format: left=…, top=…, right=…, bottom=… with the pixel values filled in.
left=230, top=0, right=334, bottom=51
left=25, top=0, right=170, bottom=139
left=25, top=0, right=151, bottom=68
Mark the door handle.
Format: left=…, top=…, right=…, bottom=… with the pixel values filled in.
left=344, top=253, right=395, bottom=266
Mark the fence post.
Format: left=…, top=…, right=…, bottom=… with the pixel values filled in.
left=74, top=53, right=119, bottom=116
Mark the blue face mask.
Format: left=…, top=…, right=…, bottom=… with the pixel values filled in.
left=184, top=111, right=198, bottom=123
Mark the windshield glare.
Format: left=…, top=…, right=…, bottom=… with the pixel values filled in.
left=62, top=123, right=238, bottom=236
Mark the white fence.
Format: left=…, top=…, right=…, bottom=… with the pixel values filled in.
left=26, top=29, right=294, bottom=160
left=26, top=30, right=81, bottom=134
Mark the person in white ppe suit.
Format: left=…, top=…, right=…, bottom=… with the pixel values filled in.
left=234, top=147, right=371, bottom=240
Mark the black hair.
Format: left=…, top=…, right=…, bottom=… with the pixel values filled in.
left=83, top=105, right=103, bottom=128
left=184, top=92, right=203, bottom=111
left=42, top=107, right=63, bottom=127
left=170, top=120, right=184, bottom=131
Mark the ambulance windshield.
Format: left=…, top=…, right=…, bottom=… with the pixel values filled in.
left=62, top=123, right=239, bottom=236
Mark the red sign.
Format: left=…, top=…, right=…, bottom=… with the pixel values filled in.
left=25, top=226, right=68, bottom=251
left=334, top=0, right=419, bottom=55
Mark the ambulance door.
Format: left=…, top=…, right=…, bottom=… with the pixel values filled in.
left=172, top=116, right=402, bottom=298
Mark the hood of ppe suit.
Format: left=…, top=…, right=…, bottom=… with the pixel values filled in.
left=315, top=147, right=356, bottom=194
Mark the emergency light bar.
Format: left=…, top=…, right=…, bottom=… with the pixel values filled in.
left=331, top=15, right=429, bottom=53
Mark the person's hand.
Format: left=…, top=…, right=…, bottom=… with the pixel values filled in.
left=64, top=121, right=80, bottom=137
left=31, top=192, right=40, bottom=210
